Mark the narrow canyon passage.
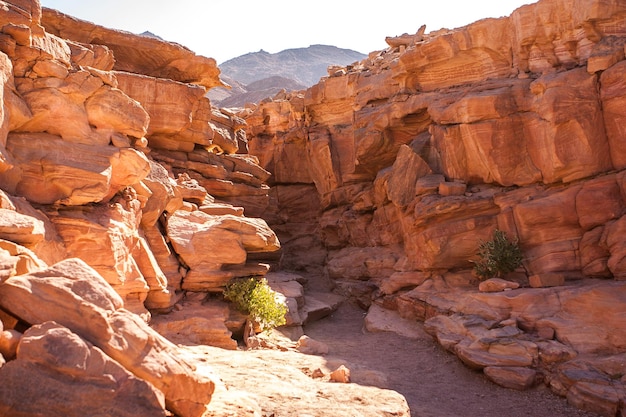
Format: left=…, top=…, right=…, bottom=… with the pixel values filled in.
left=304, top=302, right=598, bottom=417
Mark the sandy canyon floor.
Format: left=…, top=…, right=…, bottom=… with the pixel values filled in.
left=184, top=301, right=600, bottom=417
left=305, top=302, right=599, bottom=417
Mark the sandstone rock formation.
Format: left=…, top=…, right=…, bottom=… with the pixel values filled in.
left=0, top=1, right=288, bottom=415
left=41, top=8, right=223, bottom=89
left=0, top=321, right=168, bottom=417
left=187, top=344, right=410, bottom=417
left=2, top=0, right=626, bottom=415
left=0, top=258, right=215, bottom=417
left=239, top=0, right=626, bottom=415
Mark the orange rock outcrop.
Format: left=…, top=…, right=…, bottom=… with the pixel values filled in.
left=0, top=1, right=281, bottom=416
left=41, top=8, right=223, bottom=89
left=240, top=0, right=626, bottom=414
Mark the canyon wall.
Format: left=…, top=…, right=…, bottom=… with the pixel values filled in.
left=0, top=3, right=281, bottom=316
left=244, top=0, right=626, bottom=298
left=246, top=0, right=626, bottom=281
left=0, top=1, right=286, bottom=416
left=241, top=0, right=626, bottom=414
left=0, top=0, right=625, bottom=415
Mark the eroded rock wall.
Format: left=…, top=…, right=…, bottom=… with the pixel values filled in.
left=0, top=1, right=280, bottom=415
left=243, top=0, right=626, bottom=297
left=0, top=2, right=280, bottom=313
left=241, top=0, right=626, bottom=414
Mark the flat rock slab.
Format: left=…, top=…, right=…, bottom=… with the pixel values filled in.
left=150, top=301, right=237, bottom=350
left=301, top=292, right=344, bottom=324
left=484, top=366, right=538, bottom=390
left=183, top=345, right=410, bottom=417
left=364, top=304, right=430, bottom=340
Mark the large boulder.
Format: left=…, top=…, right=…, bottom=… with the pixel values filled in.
left=166, top=210, right=280, bottom=291
left=48, top=197, right=150, bottom=316
left=0, top=258, right=216, bottom=417
left=0, top=321, right=167, bottom=417
left=0, top=133, right=150, bottom=205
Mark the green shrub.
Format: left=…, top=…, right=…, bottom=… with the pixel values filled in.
left=223, top=277, right=287, bottom=332
left=473, top=229, right=523, bottom=280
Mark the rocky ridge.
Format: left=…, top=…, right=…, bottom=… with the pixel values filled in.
left=218, top=45, right=366, bottom=87
left=239, top=0, right=626, bottom=415
left=213, top=75, right=307, bottom=109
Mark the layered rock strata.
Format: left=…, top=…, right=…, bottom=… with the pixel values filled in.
left=1, top=0, right=625, bottom=415
left=240, top=0, right=626, bottom=415
left=0, top=258, right=215, bottom=417
left=0, top=1, right=284, bottom=415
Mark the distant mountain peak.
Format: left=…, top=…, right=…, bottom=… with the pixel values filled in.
left=219, top=44, right=366, bottom=86
left=140, top=31, right=163, bottom=40
left=209, top=45, right=366, bottom=108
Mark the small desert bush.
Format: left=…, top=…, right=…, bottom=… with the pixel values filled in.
left=224, top=277, right=287, bottom=331
left=473, top=229, right=523, bottom=280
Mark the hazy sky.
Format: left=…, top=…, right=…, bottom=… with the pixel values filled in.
left=39, top=1, right=535, bottom=64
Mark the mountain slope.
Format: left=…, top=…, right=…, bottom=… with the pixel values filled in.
left=209, top=45, right=366, bottom=108
left=220, top=44, right=366, bottom=86
left=217, top=76, right=307, bottom=108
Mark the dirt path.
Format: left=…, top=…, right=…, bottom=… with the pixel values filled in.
left=303, top=302, right=598, bottom=417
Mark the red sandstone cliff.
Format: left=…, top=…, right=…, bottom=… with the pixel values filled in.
left=0, top=1, right=282, bottom=416
left=0, top=2, right=408, bottom=416
left=241, top=0, right=626, bottom=414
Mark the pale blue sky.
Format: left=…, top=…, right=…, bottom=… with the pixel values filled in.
left=40, top=1, right=535, bottom=63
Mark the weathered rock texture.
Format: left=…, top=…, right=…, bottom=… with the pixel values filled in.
left=0, top=321, right=168, bottom=417
left=41, top=8, right=223, bottom=89
left=0, top=258, right=216, bottom=417
left=0, top=1, right=280, bottom=313
left=2, top=0, right=626, bottom=415
left=240, top=0, right=626, bottom=415
left=0, top=1, right=283, bottom=415
left=185, top=344, right=410, bottom=417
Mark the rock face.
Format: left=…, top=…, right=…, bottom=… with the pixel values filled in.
left=0, top=1, right=282, bottom=415
left=166, top=211, right=279, bottom=291
left=0, top=0, right=279, bottom=311
left=40, top=8, right=223, bottom=89
left=239, top=0, right=626, bottom=415
left=0, top=321, right=167, bottom=417
left=0, top=259, right=215, bottom=417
